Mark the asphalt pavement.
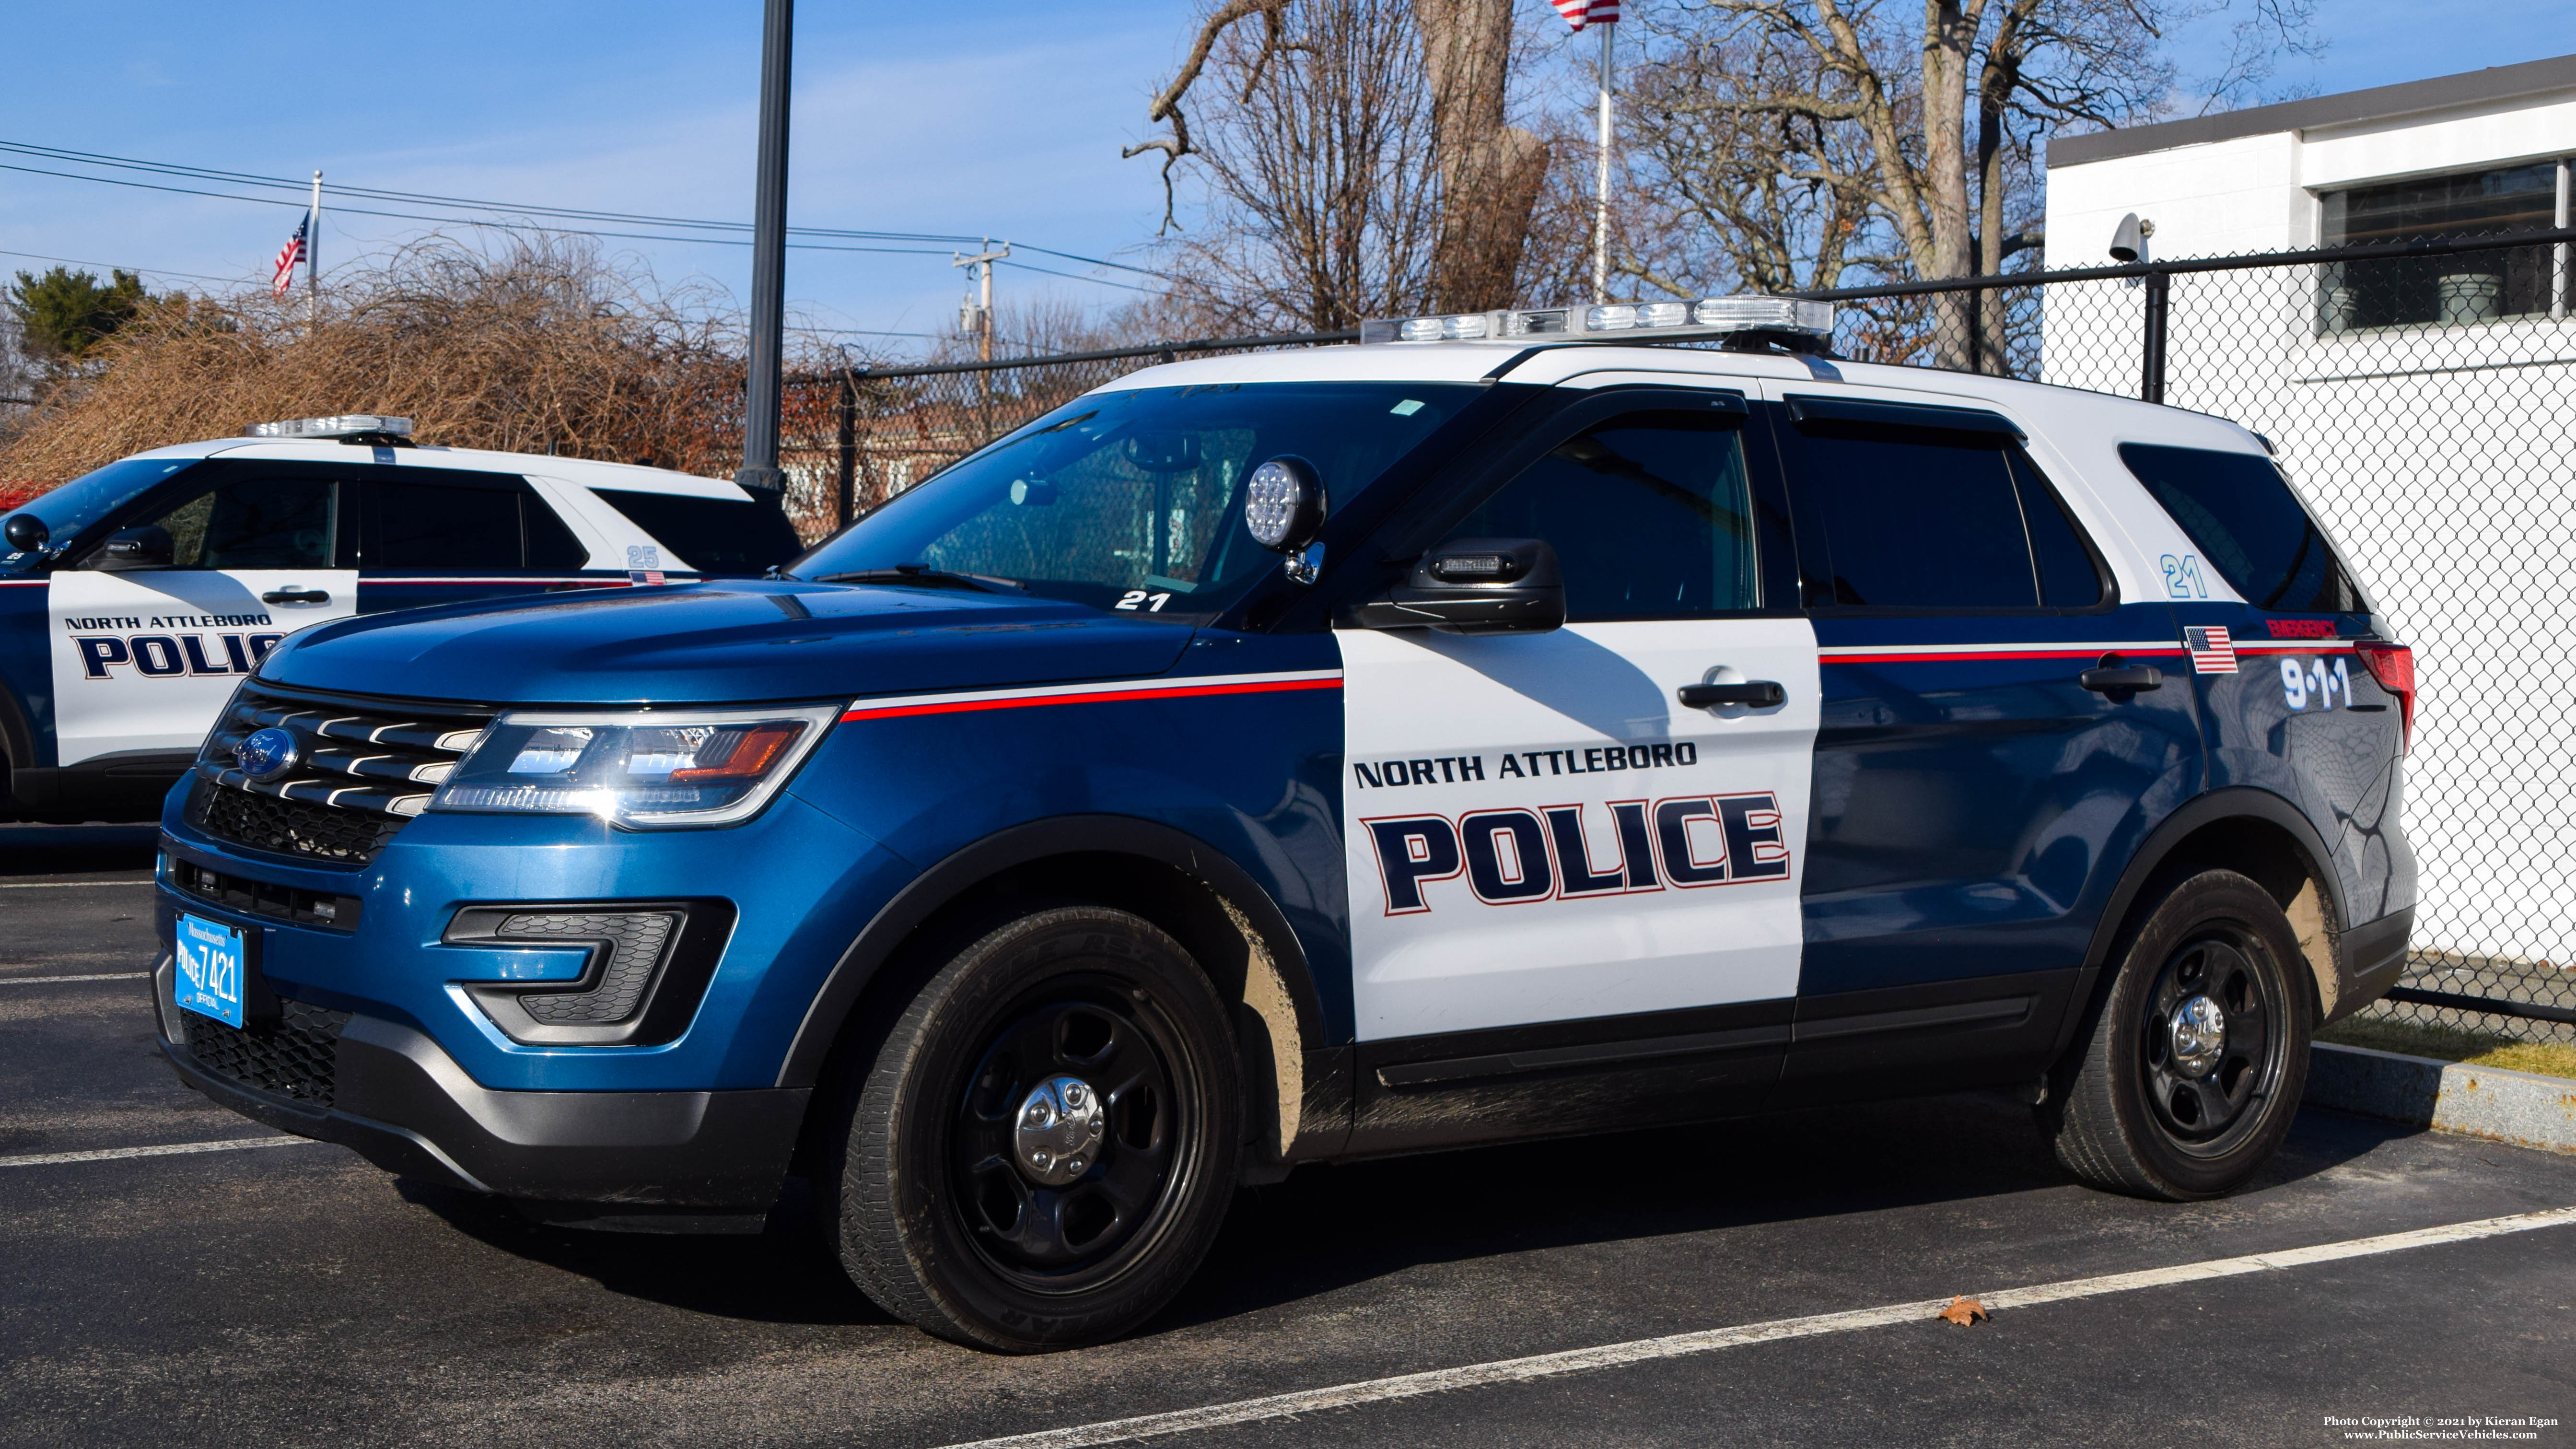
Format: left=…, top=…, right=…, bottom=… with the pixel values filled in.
left=1, top=821, right=2569, bottom=1448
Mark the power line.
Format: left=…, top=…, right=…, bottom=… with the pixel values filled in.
left=0, top=162, right=965, bottom=256
left=0, top=246, right=241, bottom=285
left=1, top=140, right=1176, bottom=281
left=1000, top=257, right=1162, bottom=295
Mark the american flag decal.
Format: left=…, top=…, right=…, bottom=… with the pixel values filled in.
left=2186, top=626, right=2238, bottom=674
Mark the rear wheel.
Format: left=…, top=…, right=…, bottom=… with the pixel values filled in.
left=823, top=905, right=1241, bottom=1351
left=2041, top=869, right=2311, bottom=1200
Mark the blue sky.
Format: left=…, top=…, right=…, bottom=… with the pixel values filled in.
left=3, top=0, right=2570, bottom=353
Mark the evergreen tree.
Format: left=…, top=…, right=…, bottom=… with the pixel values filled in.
left=5, top=267, right=155, bottom=367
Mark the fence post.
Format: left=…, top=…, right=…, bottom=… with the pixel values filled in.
left=835, top=370, right=858, bottom=527
left=2141, top=269, right=2170, bottom=404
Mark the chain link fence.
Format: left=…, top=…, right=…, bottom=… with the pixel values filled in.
left=1807, top=230, right=2576, bottom=1046
left=764, top=230, right=2576, bottom=1045
left=769, top=332, right=1356, bottom=543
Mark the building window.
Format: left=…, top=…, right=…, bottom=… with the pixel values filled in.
left=2317, top=161, right=2565, bottom=333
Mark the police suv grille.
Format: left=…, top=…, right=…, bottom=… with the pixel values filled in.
left=188, top=686, right=493, bottom=865
left=180, top=999, right=351, bottom=1108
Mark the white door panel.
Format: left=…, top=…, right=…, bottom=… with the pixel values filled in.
left=49, top=569, right=357, bottom=765
left=1339, top=618, right=1819, bottom=1040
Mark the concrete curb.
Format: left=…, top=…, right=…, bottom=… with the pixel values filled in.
left=2306, top=1042, right=2576, bottom=1155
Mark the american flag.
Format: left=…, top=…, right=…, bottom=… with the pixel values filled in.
left=271, top=216, right=308, bottom=299
left=2186, top=625, right=2238, bottom=674
left=1551, top=0, right=1619, bottom=30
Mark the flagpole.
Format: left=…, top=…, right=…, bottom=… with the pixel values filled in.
left=307, top=170, right=322, bottom=336
left=1592, top=20, right=1614, bottom=304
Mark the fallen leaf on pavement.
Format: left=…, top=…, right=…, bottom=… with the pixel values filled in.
left=1937, top=1295, right=1988, bottom=1327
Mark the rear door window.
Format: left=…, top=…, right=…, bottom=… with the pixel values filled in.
left=368, top=478, right=527, bottom=571
left=1779, top=413, right=2104, bottom=611
left=2118, top=444, right=2365, bottom=612
left=2013, top=454, right=2106, bottom=608
left=591, top=488, right=805, bottom=576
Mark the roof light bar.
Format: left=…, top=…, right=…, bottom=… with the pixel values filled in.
left=244, top=414, right=415, bottom=439
left=1360, top=295, right=1834, bottom=346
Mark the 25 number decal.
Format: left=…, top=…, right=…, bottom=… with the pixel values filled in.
left=2279, top=655, right=2351, bottom=711
left=1114, top=590, right=1174, bottom=612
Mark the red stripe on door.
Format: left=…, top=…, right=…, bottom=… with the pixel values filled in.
left=840, top=675, right=1344, bottom=723
left=1821, top=646, right=2192, bottom=665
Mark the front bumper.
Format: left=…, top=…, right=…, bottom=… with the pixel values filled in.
left=153, top=957, right=808, bottom=1216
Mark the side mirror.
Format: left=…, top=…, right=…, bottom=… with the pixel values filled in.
left=3, top=514, right=46, bottom=552
left=1351, top=538, right=1565, bottom=635
left=99, top=525, right=174, bottom=570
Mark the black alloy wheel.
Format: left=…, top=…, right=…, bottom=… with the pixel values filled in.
left=2136, top=929, right=2285, bottom=1154
left=823, top=904, right=1242, bottom=1351
left=952, top=988, right=1181, bottom=1285
left=2040, top=868, right=2313, bottom=1201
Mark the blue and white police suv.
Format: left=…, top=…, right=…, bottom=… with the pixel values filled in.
left=0, top=416, right=803, bottom=820
left=145, top=300, right=2415, bottom=1351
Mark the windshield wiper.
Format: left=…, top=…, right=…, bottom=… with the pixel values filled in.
left=803, top=563, right=1025, bottom=593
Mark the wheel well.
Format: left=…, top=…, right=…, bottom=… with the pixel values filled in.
left=2141, top=816, right=2319, bottom=914
left=793, top=848, right=1312, bottom=1180
left=2087, top=810, right=2342, bottom=1035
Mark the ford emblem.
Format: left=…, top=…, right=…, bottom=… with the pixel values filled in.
left=234, top=727, right=300, bottom=783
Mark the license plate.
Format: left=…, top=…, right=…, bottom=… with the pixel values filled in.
left=173, top=913, right=247, bottom=1028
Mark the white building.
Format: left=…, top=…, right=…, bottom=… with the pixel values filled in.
left=2042, top=57, right=2576, bottom=980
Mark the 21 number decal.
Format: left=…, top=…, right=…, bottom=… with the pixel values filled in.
left=2161, top=553, right=2209, bottom=599
left=2279, top=655, right=2351, bottom=711
left=1114, top=590, right=1174, bottom=612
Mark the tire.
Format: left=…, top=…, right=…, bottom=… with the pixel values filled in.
left=822, top=904, right=1242, bottom=1351
left=2041, top=869, right=2312, bottom=1201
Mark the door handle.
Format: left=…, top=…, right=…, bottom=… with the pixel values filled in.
left=261, top=588, right=331, bottom=605
left=1678, top=680, right=1786, bottom=709
left=2079, top=660, right=2163, bottom=692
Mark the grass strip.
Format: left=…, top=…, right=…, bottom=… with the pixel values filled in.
left=2318, top=1015, right=2576, bottom=1081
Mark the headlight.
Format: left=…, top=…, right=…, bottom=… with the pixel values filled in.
left=429, top=703, right=842, bottom=828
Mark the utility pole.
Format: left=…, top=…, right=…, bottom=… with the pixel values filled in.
left=954, top=241, right=1008, bottom=442
left=953, top=241, right=1009, bottom=362
left=737, top=0, right=793, bottom=494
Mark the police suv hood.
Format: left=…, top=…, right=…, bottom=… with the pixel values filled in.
left=258, top=581, right=1197, bottom=705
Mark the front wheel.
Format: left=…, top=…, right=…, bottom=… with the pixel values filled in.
left=823, top=905, right=1242, bottom=1351
left=2041, top=869, right=2312, bottom=1200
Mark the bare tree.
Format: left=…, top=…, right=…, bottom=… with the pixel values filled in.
left=1415, top=0, right=1552, bottom=309
left=1131, top=0, right=1549, bottom=324
left=1145, top=0, right=1443, bottom=331
left=0, top=235, right=746, bottom=490
left=1611, top=0, right=2320, bottom=372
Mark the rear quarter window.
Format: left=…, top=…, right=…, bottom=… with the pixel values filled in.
left=2117, top=444, right=2366, bottom=612
left=591, top=487, right=805, bottom=575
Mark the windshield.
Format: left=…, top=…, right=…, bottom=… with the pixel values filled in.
left=2, top=456, right=200, bottom=569
left=790, top=382, right=1479, bottom=619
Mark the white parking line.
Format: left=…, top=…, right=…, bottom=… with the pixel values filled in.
left=0, top=880, right=156, bottom=889
left=0, top=972, right=152, bottom=985
left=0, top=1136, right=324, bottom=1169
left=937, top=1205, right=2576, bottom=1449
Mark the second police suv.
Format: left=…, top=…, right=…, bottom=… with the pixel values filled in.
left=0, top=416, right=803, bottom=821
left=137, top=298, right=2414, bottom=1351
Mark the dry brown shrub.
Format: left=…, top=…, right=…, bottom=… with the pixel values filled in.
left=0, top=235, right=753, bottom=493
